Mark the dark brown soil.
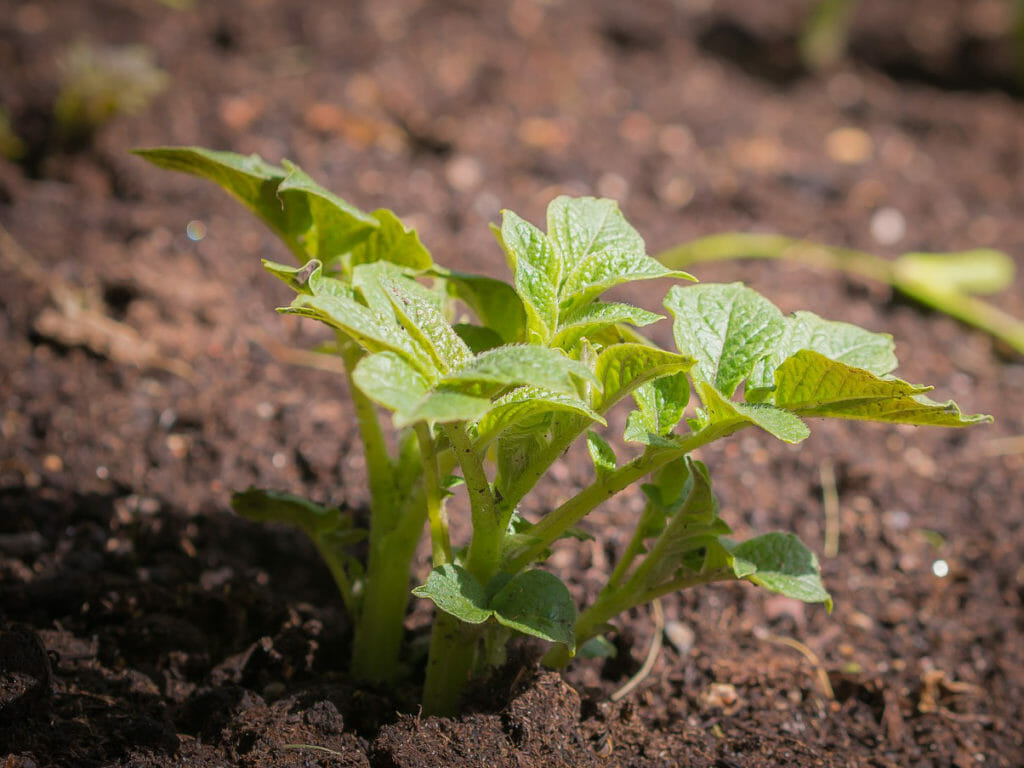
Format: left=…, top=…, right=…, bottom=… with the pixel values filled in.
left=2, top=1, right=1023, bottom=766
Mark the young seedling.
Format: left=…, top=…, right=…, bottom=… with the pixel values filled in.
left=136, top=146, right=989, bottom=715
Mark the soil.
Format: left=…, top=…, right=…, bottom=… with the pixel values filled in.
left=2, top=0, right=1023, bottom=766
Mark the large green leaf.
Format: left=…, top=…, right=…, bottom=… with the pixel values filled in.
left=379, top=272, right=472, bottom=374
left=592, top=343, right=695, bottom=413
left=412, top=564, right=492, bottom=624
left=135, top=147, right=380, bottom=264
left=498, top=212, right=561, bottom=342
left=698, top=381, right=810, bottom=444
left=770, top=350, right=990, bottom=426
left=282, top=292, right=432, bottom=375
left=352, top=351, right=430, bottom=417
left=727, top=533, right=832, bottom=607
left=348, top=209, right=433, bottom=273
left=277, top=161, right=381, bottom=267
left=490, top=569, right=576, bottom=650
left=547, top=196, right=692, bottom=311
left=666, top=282, right=785, bottom=397
left=441, top=345, right=597, bottom=398
left=748, top=311, right=896, bottom=398
left=135, top=147, right=301, bottom=251
left=552, top=301, right=663, bottom=350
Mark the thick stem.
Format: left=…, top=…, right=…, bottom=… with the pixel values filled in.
left=420, top=609, right=480, bottom=716
left=350, top=480, right=428, bottom=682
left=341, top=338, right=427, bottom=683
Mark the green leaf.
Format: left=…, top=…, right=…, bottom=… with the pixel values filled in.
left=498, top=212, right=561, bottom=342
left=727, top=533, right=832, bottom=607
left=348, top=209, right=433, bottom=273
left=277, top=160, right=380, bottom=267
left=412, top=564, right=493, bottom=624
left=352, top=351, right=430, bottom=418
left=748, top=311, right=896, bottom=398
left=490, top=570, right=576, bottom=650
left=397, top=389, right=493, bottom=427
left=640, top=458, right=730, bottom=589
left=586, top=431, right=616, bottom=481
left=379, top=272, right=472, bottom=374
left=453, top=324, right=505, bottom=354
left=232, top=488, right=343, bottom=536
left=547, top=196, right=692, bottom=311
left=698, top=381, right=810, bottom=443
left=134, top=147, right=307, bottom=255
left=624, top=372, right=690, bottom=443
left=770, top=350, right=991, bottom=426
left=552, top=301, right=663, bottom=350
left=666, top=282, right=786, bottom=397
left=476, top=386, right=604, bottom=447
left=282, top=292, right=432, bottom=375
left=441, top=345, right=597, bottom=398
left=592, top=343, right=695, bottom=413
left=439, top=269, right=526, bottom=345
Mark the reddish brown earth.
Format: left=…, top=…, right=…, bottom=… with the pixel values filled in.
left=2, top=1, right=1023, bottom=766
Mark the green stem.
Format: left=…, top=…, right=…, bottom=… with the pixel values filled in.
left=339, top=339, right=397, bottom=525
left=444, top=422, right=502, bottom=585
left=416, top=422, right=452, bottom=565
left=420, top=608, right=480, bottom=716
left=504, top=425, right=732, bottom=574
left=340, top=337, right=428, bottom=683
left=311, top=537, right=357, bottom=617
left=542, top=567, right=733, bottom=668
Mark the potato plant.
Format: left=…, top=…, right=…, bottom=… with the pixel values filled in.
left=136, top=147, right=988, bottom=715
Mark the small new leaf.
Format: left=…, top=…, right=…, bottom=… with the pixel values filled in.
left=586, top=431, right=616, bottom=481
left=727, top=533, right=832, bottom=608
left=412, top=564, right=492, bottom=624
left=624, top=372, right=690, bottom=443
left=592, top=343, right=695, bottom=413
left=698, top=382, right=810, bottom=444
left=548, top=196, right=692, bottom=311
left=552, top=301, right=663, bottom=350
left=499, top=211, right=561, bottom=342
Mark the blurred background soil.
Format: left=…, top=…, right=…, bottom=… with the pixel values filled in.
left=1, top=1, right=1023, bottom=765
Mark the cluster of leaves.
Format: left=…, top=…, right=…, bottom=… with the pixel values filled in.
left=136, top=146, right=988, bottom=714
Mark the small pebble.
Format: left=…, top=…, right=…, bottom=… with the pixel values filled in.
left=826, top=127, right=873, bottom=165
left=664, top=620, right=695, bottom=655
left=870, top=207, right=906, bottom=245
